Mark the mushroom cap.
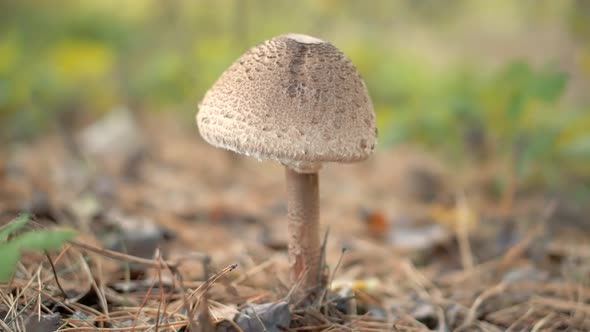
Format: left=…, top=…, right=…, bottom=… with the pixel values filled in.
left=197, top=33, right=377, bottom=169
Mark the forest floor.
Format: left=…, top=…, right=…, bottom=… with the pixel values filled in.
left=1, top=110, right=590, bottom=331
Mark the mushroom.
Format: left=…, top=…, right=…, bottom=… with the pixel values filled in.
left=196, top=33, right=376, bottom=297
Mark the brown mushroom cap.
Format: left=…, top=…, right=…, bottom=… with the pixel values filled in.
left=197, top=33, right=377, bottom=172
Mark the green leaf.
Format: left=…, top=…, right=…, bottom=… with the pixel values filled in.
left=0, top=213, right=30, bottom=242
left=0, top=220, right=76, bottom=282
left=8, top=228, right=76, bottom=252
left=0, top=243, right=21, bottom=282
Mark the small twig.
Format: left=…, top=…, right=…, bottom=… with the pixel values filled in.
left=328, top=248, right=346, bottom=290
left=189, top=261, right=236, bottom=322
left=154, top=249, right=166, bottom=332
left=70, top=240, right=206, bottom=268
left=130, top=249, right=160, bottom=332
left=318, top=227, right=330, bottom=286
left=224, top=318, right=245, bottom=332
left=163, top=263, right=196, bottom=331
left=3, top=274, right=39, bottom=326
left=532, top=295, right=590, bottom=315
left=248, top=303, right=268, bottom=331
left=315, top=247, right=347, bottom=309
left=70, top=240, right=175, bottom=267
left=505, top=307, right=534, bottom=332
left=157, top=255, right=174, bottom=330
left=77, top=251, right=110, bottom=324
left=531, top=312, right=556, bottom=332
left=232, top=256, right=276, bottom=285
left=0, top=319, right=14, bottom=332
left=37, top=265, right=42, bottom=322
left=456, top=192, right=474, bottom=271
left=435, top=306, right=446, bottom=332
left=169, top=263, right=238, bottom=318
left=286, top=268, right=306, bottom=306
left=456, top=282, right=507, bottom=331
left=44, top=251, right=68, bottom=299
left=194, top=255, right=215, bottom=332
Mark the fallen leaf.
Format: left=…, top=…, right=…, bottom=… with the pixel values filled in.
left=388, top=224, right=450, bottom=251
left=24, top=313, right=61, bottom=332
left=233, top=301, right=290, bottom=332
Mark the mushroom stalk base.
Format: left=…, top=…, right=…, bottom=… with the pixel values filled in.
left=285, top=167, right=321, bottom=295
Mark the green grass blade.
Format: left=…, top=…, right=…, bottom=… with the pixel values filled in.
left=0, top=213, right=30, bottom=242
left=9, top=228, right=76, bottom=252
left=0, top=243, right=21, bottom=282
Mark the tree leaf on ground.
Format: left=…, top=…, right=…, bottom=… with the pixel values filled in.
left=24, top=313, right=62, bottom=332
left=233, top=301, right=290, bottom=332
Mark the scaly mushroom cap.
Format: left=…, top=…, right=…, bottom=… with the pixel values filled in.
left=197, top=33, right=377, bottom=172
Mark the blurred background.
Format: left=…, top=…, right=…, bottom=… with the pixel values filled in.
left=1, top=0, right=589, bottom=196
left=2, top=3, right=590, bottom=329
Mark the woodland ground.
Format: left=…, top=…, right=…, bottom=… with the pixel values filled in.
left=1, top=112, right=589, bottom=331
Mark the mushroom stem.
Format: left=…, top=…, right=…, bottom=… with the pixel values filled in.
left=285, top=167, right=321, bottom=294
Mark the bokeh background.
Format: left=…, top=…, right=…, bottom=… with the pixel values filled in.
left=1, top=0, right=589, bottom=196
left=2, top=2, right=590, bottom=329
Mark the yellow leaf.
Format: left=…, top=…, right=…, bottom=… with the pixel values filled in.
left=429, top=196, right=479, bottom=233
left=331, top=278, right=381, bottom=293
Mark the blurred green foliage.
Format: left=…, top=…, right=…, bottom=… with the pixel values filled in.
left=0, top=214, right=76, bottom=282
left=0, top=0, right=589, bottom=189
